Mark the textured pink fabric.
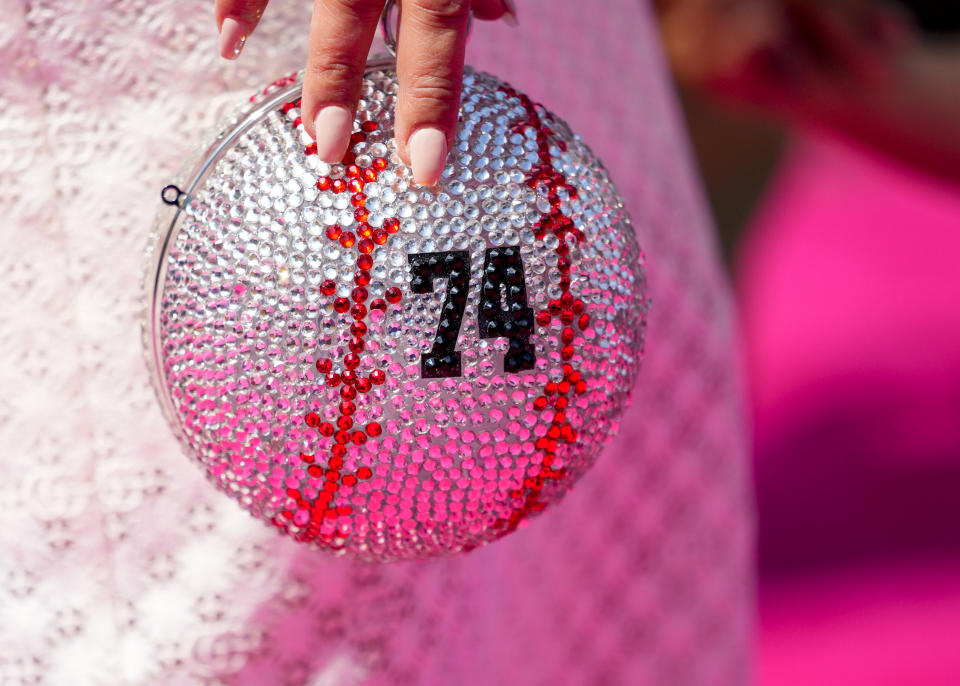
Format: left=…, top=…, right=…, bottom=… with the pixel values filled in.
left=738, top=135, right=960, bottom=684
left=0, top=1, right=751, bottom=684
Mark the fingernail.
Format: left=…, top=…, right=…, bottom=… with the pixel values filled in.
left=501, top=0, right=519, bottom=26
left=219, top=18, right=246, bottom=60
left=408, top=127, right=448, bottom=187
left=313, top=106, right=354, bottom=163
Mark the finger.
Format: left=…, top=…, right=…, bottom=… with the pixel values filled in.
left=215, top=0, right=271, bottom=60
left=302, top=0, right=385, bottom=163
left=471, top=0, right=518, bottom=24
left=396, top=0, right=471, bottom=186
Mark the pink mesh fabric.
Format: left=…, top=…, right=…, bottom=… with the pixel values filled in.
left=0, top=0, right=752, bottom=684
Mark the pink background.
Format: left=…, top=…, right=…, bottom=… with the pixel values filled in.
left=739, top=134, right=960, bottom=685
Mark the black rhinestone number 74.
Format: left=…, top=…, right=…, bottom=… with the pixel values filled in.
left=409, top=247, right=536, bottom=379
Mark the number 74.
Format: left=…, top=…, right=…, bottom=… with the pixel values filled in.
left=408, top=247, right=536, bottom=379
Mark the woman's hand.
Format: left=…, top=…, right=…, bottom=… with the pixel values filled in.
left=214, top=0, right=518, bottom=186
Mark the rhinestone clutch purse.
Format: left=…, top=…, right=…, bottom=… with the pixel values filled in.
left=144, top=56, right=648, bottom=561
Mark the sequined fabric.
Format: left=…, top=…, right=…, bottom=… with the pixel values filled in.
left=0, top=0, right=752, bottom=683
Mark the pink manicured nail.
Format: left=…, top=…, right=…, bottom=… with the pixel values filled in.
left=501, top=0, right=519, bottom=26
left=219, top=18, right=246, bottom=60
left=408, top=128, right=448, bottom=187
left=313, top=106, right=354, bottom=163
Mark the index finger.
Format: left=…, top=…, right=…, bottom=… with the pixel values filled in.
left=302, top=0, right=385, bottom=162
left=395, top=0, right=472, bottom=186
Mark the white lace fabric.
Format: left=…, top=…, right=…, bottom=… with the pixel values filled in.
left=0, top=1, right=752, bottom=684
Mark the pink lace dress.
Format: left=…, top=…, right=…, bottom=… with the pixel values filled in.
left=0, top=0, right=751, bottom=683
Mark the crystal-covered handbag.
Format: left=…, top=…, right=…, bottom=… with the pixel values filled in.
left=144, top=28, right=647, bottom=560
